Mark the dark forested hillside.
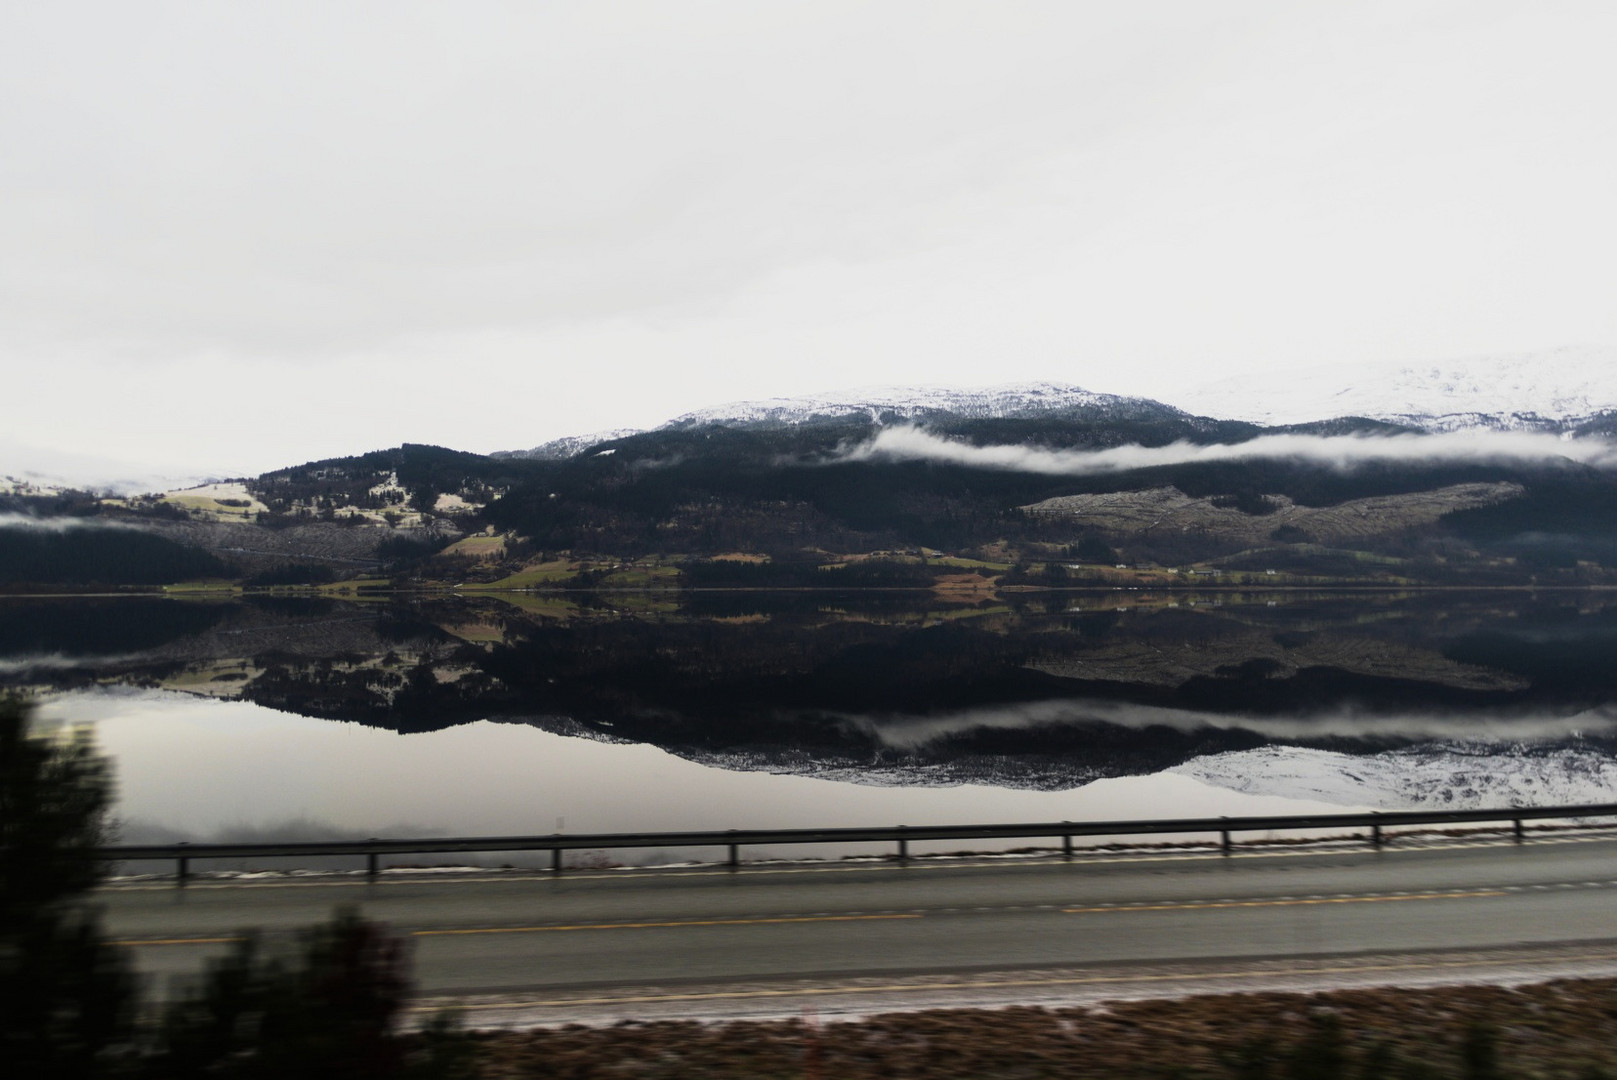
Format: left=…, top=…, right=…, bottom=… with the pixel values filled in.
left=477, top=414, right=1271, bottom=555
left=213, top=411, right=1617, bottom=585
left=249, top=443, right=545, bottom=517
left=474, top=422, right=1561, bottom=568
left=11, top=405, right=1617, bottom=590
left=0, top=526, right=229, bottom=586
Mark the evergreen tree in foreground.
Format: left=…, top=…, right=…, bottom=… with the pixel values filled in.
left=0, top=694, right=138, bottom=1076
left=0, top=696, right=476, bottom=1078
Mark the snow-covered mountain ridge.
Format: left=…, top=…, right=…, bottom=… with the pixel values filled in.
left=503, top=382, right=1173, bottom=458
left=661, top=381, right=1167, bottom=427
left=503, top=348, right=1617, bottom=459
left=1173, top=345, right=1617, bottom=431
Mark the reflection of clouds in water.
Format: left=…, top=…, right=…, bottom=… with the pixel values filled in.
left=847, top=699, right=1617, bottom=750
left=1456, top=625, right=1617, bottom=645
left=118, top=814, right=445, bottom=846
left=0, top=653, right=145, bottom=673
left=840, top=426, right=1617, bottom=475
left=35, top=686, right=287, bottom=731
left=0, top=512, right=141, bottom=531
left=60, top=689, right=1357, bottom=841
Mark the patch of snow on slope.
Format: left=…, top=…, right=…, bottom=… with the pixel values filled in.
left=503, top=428, right=644, bottom=461
left=1172, top=743, right=1617, bottom=810
left=1174, top=345, right=1617, bottom=430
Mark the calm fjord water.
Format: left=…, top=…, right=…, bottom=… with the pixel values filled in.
left=7, top=590, right=1617, bottom=852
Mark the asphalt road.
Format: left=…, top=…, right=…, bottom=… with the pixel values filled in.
left=96, top=832, right=1617, bottom=1024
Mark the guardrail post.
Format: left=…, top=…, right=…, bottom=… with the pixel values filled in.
left=1514, top=817, right=1525, bottom=844
left=728, top=837, right=739, bottom=870
left=1063, top=828, right=1073, bottom=862
left=898, top=826, right=909, bottom=864
left=177, top=842, right=189, bottom=888
left=1220, top=819, right=1232, bottom=856
left=552, top=847, right=561, bottom=874
left=366, top=841, right=379, bottom=880
left=1371, top=815, right=1383, bottom=849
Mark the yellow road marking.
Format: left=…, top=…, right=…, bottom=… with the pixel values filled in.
left=1063, top=889, right=1506, bottom=914
left=414, top=913, right=921, bottom=937
left=115, top=912, right=920, bottom=947
left=103, top=888, right=1526, bottom=946
left=429, top=950, right=1617, bottom=1012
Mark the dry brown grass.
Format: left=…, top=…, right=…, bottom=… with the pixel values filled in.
left=931, top=572, right=1000, bottom=599
left=470, top=978, right=1617, bottom=1079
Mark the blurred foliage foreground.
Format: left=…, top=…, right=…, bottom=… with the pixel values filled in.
left=0, top=696, right=476, bottom=1079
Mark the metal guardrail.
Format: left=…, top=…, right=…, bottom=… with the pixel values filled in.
left=97, top=802, right=1617, bottom=886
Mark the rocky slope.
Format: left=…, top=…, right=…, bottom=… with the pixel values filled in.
left=1020, top=482, right=1523, bottom=547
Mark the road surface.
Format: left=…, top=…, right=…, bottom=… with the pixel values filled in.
left=96, top=830, right=1617, bottom=1024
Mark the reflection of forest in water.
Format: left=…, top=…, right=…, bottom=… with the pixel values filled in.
left=6, top=589, right=1617, bottom=790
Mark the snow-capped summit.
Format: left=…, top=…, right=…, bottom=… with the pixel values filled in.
left=1174, top=345, right=1617, bottom=431
left=661, top=381, right=1170, bottom=429
left=498, top=383, right=1175, bottom=459
left=501, top=347, right=1617, bottom=460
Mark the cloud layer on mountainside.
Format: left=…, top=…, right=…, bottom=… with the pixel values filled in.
left=839, top=426, right=1617, bottom=475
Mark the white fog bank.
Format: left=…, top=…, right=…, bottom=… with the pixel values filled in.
left=840, top=427, right=1617, bottom=476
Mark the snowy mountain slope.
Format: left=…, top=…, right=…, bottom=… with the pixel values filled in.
left=660, top=381, right=1175, bottom=429
left=495, top=428, right=643, bottom=461
left=1172, top=743, right=1617, bottom=810
left=498, top=347, right=1617, bottom=459
left=498, top=382, right=1183, bottom=458
left=1172, top=345, right=1617, bottom=430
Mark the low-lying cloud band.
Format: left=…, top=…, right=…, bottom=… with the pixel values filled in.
left=839, top=426, right=1617, bottom=474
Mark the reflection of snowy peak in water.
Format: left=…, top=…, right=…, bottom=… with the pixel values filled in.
left=521, top=715, right=1617, bottom=805
left=658, top=747, right=1119, bottom=791
left=1172, top=744, right=1617, bottom=810
left=518, top=715, right=1123, bottom=790
left=523, top=713, right=1617, bottom=808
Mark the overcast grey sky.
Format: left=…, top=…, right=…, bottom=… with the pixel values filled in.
left=4, top=1, right=1616, bottom=478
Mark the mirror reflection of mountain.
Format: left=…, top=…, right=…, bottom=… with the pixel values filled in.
left=7, top=590, right=1617, bottom=797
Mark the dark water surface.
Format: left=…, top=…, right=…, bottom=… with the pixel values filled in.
left=6, top=589, right=1617, bottom=849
